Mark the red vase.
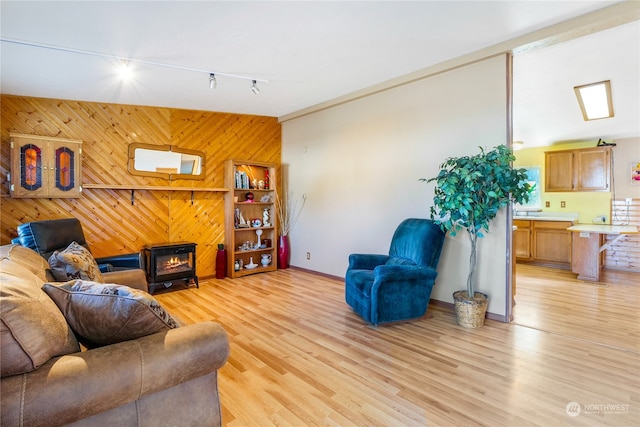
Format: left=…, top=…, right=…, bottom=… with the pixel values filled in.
left=277, top=235, right=290, bottom=269
left=215, top=244, right=227, bottom=278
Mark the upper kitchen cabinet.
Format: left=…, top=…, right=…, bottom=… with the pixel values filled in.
left=9, top=133, right=83, bottom=198
left=545, top=146, right=611, bottom=192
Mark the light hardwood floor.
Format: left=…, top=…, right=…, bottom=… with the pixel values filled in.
left=154, top=265, right=640, bottom=426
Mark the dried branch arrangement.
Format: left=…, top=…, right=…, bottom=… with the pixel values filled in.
left=276, top=191, right=306, bottom=236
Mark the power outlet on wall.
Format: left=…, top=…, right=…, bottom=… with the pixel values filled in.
left=592, top=215, right=607, bottom=224
left=306, top=252, right=311, bottom=260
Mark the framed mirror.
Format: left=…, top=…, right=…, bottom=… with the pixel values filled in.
left=128, top=143, right=205, bottom=180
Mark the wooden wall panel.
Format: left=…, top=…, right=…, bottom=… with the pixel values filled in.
left=604, top=198, right=640, bottom=272
left=168, top=191, right=226, bottom=275
left=169, top=109, right=282, bottom=189
left=1, top=95, right=281, bottom=278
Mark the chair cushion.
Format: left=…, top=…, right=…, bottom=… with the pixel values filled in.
left=385, top=257, right=416, bottom=266
left=0, top=258, right=80, bottom=377
left=42, top=280, right=179, bottom=347
left=48, top=241, right=105, bottom=283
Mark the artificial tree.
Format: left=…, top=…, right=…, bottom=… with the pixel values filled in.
left=423, top=145, right=531, bottom=325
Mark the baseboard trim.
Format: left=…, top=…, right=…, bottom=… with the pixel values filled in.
left=289, top=265, right=344, bottom=282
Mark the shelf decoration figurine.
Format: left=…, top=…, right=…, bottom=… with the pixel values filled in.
left=261, top=254, right=272, bottom=266
left=263, top=208, right=271, bottom=227
left=245, top=257, right=257, bottom=269
left=235, top=208, right=248, bottom=228
left=255, top=229, right=263, bottom=248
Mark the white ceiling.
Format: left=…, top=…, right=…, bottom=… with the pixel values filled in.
left=513, top=19, right=639, bottom=147
left=1, top=1, right=638, bottom=148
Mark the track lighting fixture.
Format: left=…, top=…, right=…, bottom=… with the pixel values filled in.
left=251, top=80, right=260, bottom=95
left=117, top=59, right=132, bottom=81
left=0, top=37, right=268, bottom=93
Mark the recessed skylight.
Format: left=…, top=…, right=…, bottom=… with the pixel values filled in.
left=574, top=80, right=614, bottom=121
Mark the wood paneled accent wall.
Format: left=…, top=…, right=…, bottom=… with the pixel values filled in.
left=1, top=95, right=281, bottom=278
left=605, top=198, right=640, bottom=272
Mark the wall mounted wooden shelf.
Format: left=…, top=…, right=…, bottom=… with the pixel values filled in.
left=82, top=184, right=228, bottom=205
left=82, top=184, right=228, bottom=192
left=2, top=185, right=228, bottom=199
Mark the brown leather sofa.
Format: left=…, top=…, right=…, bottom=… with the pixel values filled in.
left=0, top=244, right=230, bottom=427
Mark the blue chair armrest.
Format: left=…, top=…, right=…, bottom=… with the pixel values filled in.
left=348, top=254, right=389, bottom=270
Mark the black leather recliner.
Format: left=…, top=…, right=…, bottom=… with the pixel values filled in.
left=12, top=218, right=148, bottom=291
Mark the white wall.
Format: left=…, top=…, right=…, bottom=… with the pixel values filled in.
left=281, top=55, right=511, bottom=318
left=612, top=137, right=640, bottom=199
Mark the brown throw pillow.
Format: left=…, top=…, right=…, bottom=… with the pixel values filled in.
left=48, top=241, right=104, bottom=283
left=1, top=259, right=80, bottom=377
left=42, top=280, right=179, bottom=347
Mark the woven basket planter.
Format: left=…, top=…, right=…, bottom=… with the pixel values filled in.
left=453, top=291, right=488, bottom=328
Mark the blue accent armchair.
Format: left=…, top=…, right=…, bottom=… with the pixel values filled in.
left=345, top=218, right=445, bottom=325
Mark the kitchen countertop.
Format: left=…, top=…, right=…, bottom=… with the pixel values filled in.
left=567, top=224, right=639, bottom=234
left=568, top=223, right=638, bottom=281
left=513, top=211, right=578, bottom=222
left=514, top=216, right=577, bottom=222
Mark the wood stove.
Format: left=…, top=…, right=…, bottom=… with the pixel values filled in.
left=144, top=242, right=198, bottom=294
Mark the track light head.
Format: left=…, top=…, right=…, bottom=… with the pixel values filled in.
left=117, top=59, right=132, bottom=81
left=209, top=73, right=217, bottom=89
left=251, top=80, right=260, bottom=95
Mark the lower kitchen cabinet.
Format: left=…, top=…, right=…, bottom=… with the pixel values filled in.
left=532, top=221, right=572, bottom=265
left=514, top=220, right=573, bottom=268
left=513, top=220, right=532, bottom=260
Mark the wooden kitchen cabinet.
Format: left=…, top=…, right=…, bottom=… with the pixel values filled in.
left=545, top=146, right=610, bottom=192
left=9, top=133, right=83, bottom=198
left=532, top=221, right=572, bottom=265
left=513, top=220, right=531, bottom=260
left=575, top=147, right=610, bottom=191
left=545, top=151, right=574, bottom=192
left=515, top=220, right=573, bottom=268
